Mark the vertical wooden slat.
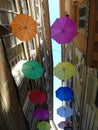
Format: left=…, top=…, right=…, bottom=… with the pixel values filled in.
left=93, top=117, right=98, bottom=130
left=89, top=110, right=96, bottom=130
left=82, top=104, right=98, bottom=130
left=85, top=105, right=92, bottom=130
left=82, top=104, right=89, bottom=130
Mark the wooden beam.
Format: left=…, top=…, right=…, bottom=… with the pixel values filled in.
left=0, top=25, right=11, bottom=36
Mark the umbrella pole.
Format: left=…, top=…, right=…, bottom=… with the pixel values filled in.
left=62, top=80, right=71, bottom=127
left=29, top=80, right=32, bottom=90
left=62, top=80, right=67, bottom=86
left=62, top=101, right=66, bottom=106
left=23, top=42, right=30, bottom=60
left=62, top=80, right=67, bottom=106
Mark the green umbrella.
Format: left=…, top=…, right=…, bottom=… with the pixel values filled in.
left=22, top=61, right=44, bottom=80
left=54, top=61, right=75, bottom=80
left=37, top=121, right=50, bottom=130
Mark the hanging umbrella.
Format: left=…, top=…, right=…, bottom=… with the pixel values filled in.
left=54, top=61, right=75, bottom=80
left=58, top=121, right=73, bottom=129
left=57, top=106, right=73, bottom=118
left=33, top=108, right=49, bottom=121
left=22, top=60, right=44, bottom=80
left=50, top=16, right=77, bottom=44
left=64, top=126, right=73, bottom=129
left=29, top=90, right=46, bottom=104
left=56, top=86, right=74, bottom=101
left=11, top=14, right=37, bottom=41
left=37, top=121, right=50, bottom=130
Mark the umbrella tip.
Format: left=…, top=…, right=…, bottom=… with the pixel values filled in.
left=66, top=14, right=69, bottom=17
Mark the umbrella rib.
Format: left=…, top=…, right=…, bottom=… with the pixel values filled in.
left=26, top=29, right=36, bottom=40
left=19, top=15, right=27, bottom=26
left=51, top=16, right=77, bottom=44
left=12, top=23, right=26, bottom=40
left=61, top=31, right=71, bottom=43
left=21, top=29, right=27, bottom=40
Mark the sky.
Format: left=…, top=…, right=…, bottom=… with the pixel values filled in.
left=48, top=1, right=65, bottom=129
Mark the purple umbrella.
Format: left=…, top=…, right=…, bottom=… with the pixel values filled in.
left=33, top=108, right=49, bottom=121
left=50, top=16, right=77, bottom=44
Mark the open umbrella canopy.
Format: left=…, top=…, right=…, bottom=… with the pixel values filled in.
left=22, top=60, right=44, bottom=80
left=29, top=90, right=46, bottom=104
left=64, top=126, right=73, bottom=129
left=54, top=61, right=75, bottom=80
left=37, top=121, right=51, bottom=130
left=50, top=16, right=77, bottom=44
left=57, top=106, right=73, bottom=118
left=11, top=14, right=37, bottom=41
left=55, top=86, right=74, bottom=101
left=33, top=108, right=49, bottom=121
left=58, top=121, right=73, bottom=129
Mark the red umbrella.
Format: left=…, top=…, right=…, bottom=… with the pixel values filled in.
left=50, top=16, right=77, bottom=44
left=29, top=90, right=46, bottom=104
left=33, top=108, right=49, bottom=121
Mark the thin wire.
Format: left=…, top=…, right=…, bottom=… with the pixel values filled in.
left=53, top=49, right=62, bottom=53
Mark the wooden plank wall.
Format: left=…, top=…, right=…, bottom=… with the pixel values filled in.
left=86, top=0, right=98, bottom=68
left=82, top=104, right=98, bottom=130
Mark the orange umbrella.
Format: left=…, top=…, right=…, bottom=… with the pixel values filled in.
left=11, top=14, right=37, bottom=41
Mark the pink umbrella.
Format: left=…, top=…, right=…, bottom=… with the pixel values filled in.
left=50, top=16, right=77, bottom=44
left=58, top=121, right=73, bottom=129
left=33, top=108, right=49, bottom=121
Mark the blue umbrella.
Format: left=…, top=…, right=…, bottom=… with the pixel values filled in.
left=57, top=106, right=73, bottom=118
left=55, top=86, right=74, bottom=101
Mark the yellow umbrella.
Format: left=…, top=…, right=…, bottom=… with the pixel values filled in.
left=54, top=61, right=75, bottom=80
left=37, top=121, right=51, bottom=130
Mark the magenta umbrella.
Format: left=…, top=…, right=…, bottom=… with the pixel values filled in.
left=33, top=108, right=49, bottom=121
left=50, top=16, right=77, bottom=44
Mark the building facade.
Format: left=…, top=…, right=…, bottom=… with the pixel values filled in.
left=60, top=0, right=98, bottom=130
left=0, top=0, right=53, bottom=130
